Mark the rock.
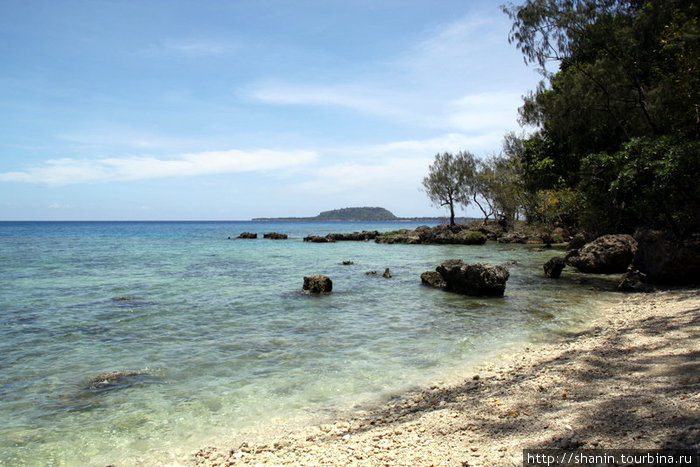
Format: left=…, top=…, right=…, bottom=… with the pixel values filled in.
left=567, top=233, right=588, bottom=251
left=326, top=231, right=379, bottom=241
left=566, top=234, right=637, bottom=273
left=421, top=271, right=446, bottom=288
left=365, top=270, right=378, bottom=276
left=86, top=370, right=148, bottom=391
left=302, top=275, right=333, bottom=294
left=435, top=260, right=510, bottom=297
left=497, top=232, right=528, bottom=244
left=375, top=229, right=421, bottom=244
left=544, top=257, right=566, bottom=279
left=617, top=268, right=654, bottom=292
left=341, top=261, right=354, bottom=265
left=303, top=235, right=336, bottom=243
left=633, top=230, right=700, bottom=284
left=237, top=232, right=257, bottom=239
left=382, top=268, right=392, bottom=279
left=264, top=232, right=288, bottom=239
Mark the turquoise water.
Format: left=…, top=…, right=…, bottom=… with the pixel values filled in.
left=0, top=221, right=621, bottom=466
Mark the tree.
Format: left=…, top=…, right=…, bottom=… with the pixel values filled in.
left=422, top=151, right=476, bottom=225
left=503, top=0, right=699, bottom=235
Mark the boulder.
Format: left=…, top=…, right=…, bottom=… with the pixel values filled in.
left=326, top=231, right=379, bottom=241
left=567, top=233, right=588, bottom=251
left=435, top=260, right=509, bottom=297
left=303, top=235, right=335, bottom=243
left=382, top=268, right=392, bottom=278
left=566, top=234, right=637, bottom=273
left=341, top=261, right=354, bottom=265
left=617, top=268, right=654, bottom=292
left=633, top=230, right=700, bottom=284
left=420, top=271, right=446, bottom=288
left=544, top=257, right=566, bottom=279
left=302, top=275, right=333, bottom=294
left=264, top=232, right=288, bottom=239
left=237, top=232, right=257, bottom=239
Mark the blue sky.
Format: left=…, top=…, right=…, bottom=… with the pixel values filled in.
left=0, top=0, right=540, bottom=220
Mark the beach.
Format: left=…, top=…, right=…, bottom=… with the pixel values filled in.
left=192, top=288, right=699, bottom=466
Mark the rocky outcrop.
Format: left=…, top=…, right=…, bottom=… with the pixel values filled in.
left=264, top=232, right=288, bottom=239
left=326, top=231, right=379, bottom=241
left=237, top=232, right=257, bottom=239
left=303, top=235, right=336, bottom=243
left=302, top=275, right=333, bottom=294
left=420, top=271, right=446, bottom=288
left=341, top=261, right=354, bottom=265
left=434, top=260, right=510, bottom=297
left=566, top=234, right=637, bottom=273
left=374, top=225, right=486, bottom=245
left=632, top=230, right=700, bottom=284
left=375, top=229, right=422, bottom=244
left=544, top=257, right=566, bottom=279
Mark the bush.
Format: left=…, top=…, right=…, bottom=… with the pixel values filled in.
left=461, top=231, right=486, bottom=245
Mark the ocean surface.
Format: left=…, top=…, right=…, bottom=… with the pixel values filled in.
left=0, top=221, right=622, bottom=466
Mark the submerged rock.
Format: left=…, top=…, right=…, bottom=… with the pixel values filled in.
left=302, top=275, right=333, bottom=294
left=303, top=235, right=335, bottom=243
left=566, top=234, right=637, bottom=273
left=544, top=257, right=566, bottom=279
left=86, top=370, right=149, bottom=391
left=435, top=260, right=509, bottom=297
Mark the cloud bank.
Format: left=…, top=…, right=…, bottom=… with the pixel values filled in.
left=0, top=149, right=317, bottom=185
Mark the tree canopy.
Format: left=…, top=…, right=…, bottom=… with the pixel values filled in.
left=502, top=0, right=699, bottom=236
left=422, top=152, right=477, bottom=226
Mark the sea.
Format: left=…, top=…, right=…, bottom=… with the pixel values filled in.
left=0, top=221, right=622, bottom=466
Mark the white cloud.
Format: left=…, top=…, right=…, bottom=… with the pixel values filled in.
left=0, top=149, right=318, bottom=185
left=48, top=202, right=71, bottom=209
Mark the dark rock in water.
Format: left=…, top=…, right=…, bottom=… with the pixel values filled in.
left=566, top=234, right=637, bottom=273
left=237, top=232, right=257, bottom=239
left=365, top=268, right=392, bottom=278
left=86, top=371, right=148, bottom=391
left=618, top=268, right=654, bottom=292
left=435, top=260, right=509, bottom=297
left=302, top=275, right=333, bottom=294
left=544, top=257, right=566, bottom=279
left=420, top=271, right=446, bottom=288
left=326, top=231, right=379, bottom=241
left=303, top=235, right=335, bottom=243
left=633, top=230, right=700, bottom=284
left=112, top=296, right=136, bottom=301
left=263, top=232, right=288, bottom=239
left=341, top=261, right=354, bottom=265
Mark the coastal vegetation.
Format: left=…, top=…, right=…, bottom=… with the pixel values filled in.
left=426, top=0, right=699, bottom=239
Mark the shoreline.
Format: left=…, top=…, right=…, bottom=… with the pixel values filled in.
left=190, top=288, right=699, bottom=466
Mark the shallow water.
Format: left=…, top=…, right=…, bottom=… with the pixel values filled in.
left=0, top=221, right=622, bottom=466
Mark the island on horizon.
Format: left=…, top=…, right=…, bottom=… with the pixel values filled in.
left=251, top=206, right=475, bottom=223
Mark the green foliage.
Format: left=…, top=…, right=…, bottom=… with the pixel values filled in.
left=461, top=231, right=487, bottom=245
left=315, top=207, right=397, bottom=221
left=422, top=151, right=477, bottom=225
left=579, top=136, right=700, bottom=235
left=504, top=0, right=700, bottom=235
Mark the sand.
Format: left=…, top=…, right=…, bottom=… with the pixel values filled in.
left=191, top=288, right=699, bottom=466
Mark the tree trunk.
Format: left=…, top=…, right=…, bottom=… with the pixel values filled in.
left=449, top=203, right=455, bottom=226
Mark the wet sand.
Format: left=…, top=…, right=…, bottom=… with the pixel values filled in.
left=191, top=288, right=699, bottom=466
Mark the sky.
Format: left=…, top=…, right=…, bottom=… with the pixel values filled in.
left=0, top=0, right=541, bottom=220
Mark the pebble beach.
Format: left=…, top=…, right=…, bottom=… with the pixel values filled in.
left=192, top=288, right=699, bottom=466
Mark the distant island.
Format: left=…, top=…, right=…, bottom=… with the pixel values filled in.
left=252, top=206, right=475, bottom=222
